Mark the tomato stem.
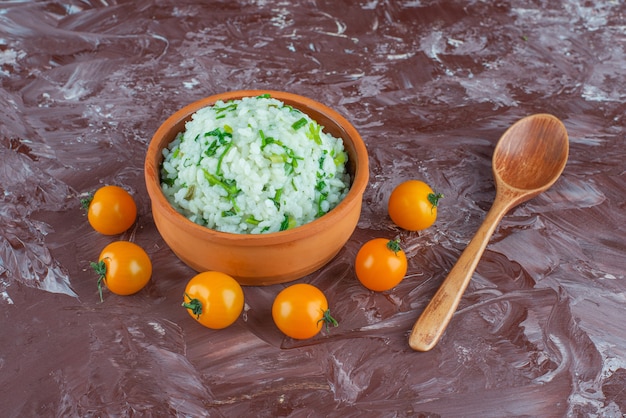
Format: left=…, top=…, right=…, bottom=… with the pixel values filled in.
left=80, top=193, right=93, bottom=211
left=428, top=192, right=444, bottom=213
left=182, top=293, right=203, bottom=319
left=386, top=239, right=402, bottom=255
left=90, top=260, right=107, bottom=302
left=318, top=308, right=339, bottom=333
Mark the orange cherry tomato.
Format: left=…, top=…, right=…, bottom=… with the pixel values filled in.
left=387, top=180, right=443, bottom=231
left=272, top=283, right=338, bottom=340
left=182, top=271, right=244, bottom=330
left=92, top=241, right=152, bottom=301
left=86, top=185, right=137, bottom=235
left=355, top=238, right=407, bottom=291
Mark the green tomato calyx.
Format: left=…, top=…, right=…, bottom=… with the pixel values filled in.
left=317, top=308, right=339, bottom=333
left=80, top=193, right=94, bottom=211
left=182, top=293, right=203, bottom=319
left=90, top=260, right=107, bottom=302
left=386, top=239, right=402, bottom=255
left=428, top=192, right=444, bottom=212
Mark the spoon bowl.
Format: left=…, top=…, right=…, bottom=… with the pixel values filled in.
left=409, top=114, right=569, bottom=352
left=494, top=115, right=569, bottom=192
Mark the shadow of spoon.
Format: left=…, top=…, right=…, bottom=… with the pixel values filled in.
left=409, top=114, right=569, bottom=352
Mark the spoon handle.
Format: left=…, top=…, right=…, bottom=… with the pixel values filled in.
left=409, top=194, right=512, bottom=351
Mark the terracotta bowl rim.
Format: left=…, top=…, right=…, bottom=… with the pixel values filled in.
left=144, top=89, right=369, bottom=246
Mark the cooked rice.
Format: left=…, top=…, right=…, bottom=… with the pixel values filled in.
left=160, top=95, right=350, bottom=234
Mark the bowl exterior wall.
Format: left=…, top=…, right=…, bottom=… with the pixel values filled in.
left=151, top=199, right=362, bottom=285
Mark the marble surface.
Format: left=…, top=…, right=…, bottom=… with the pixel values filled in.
left=1, top=1, right=625, bottom=416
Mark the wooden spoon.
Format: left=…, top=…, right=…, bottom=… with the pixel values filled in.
left=409, top=114, right=569, bottom=352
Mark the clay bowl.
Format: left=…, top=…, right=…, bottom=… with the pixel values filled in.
left=145, top=90, right=369, bottom=285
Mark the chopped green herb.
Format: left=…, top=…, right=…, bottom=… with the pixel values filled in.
left=202, top=128, right=234, bottom=175
left=214, top=102, right=238, bottom=114
left=184, top=185, right=195, bottom=200
left=284, top=155, right=302, bottom=175
left=316, top=191, right=329, bottom=218
left=291, top=117, right=307, bottom=130
left=306, top=122, right=322, bottom=145
left=260, top=129, right=302, bottom=174
left=202, top=169, right=240, bottom=212
left=205, top=127, right=232, bottom=144
left=162, top=177, right=176, bottom=187
left=280, top=215, right=289, bottom=231
left=205, top=139, right=219, bottom=156
left=259, top=129, right=281, bottom=149
left=269, top=154, right=286, bottom=163
left=271, top=188, right=283, bottom=209
left=333, top=151, right=346, bottom=166
left=216, top=141, right=232, bottom=175
left=319, top=153, right=326, bottom=170
left=279, top=213, right=296, bottom=231
left=245, top=215, right=261, bottom=225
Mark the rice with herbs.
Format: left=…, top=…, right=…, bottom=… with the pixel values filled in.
left=160, top=95, right=350, bottom=234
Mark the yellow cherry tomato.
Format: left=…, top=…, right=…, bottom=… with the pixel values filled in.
left=182, top=271, right=244, bottom=330
left=388, top=180, right=443, bottom=231
left=272, top=283, right=338, bottom=340
left=85, top=185, right=137, bottom=235
left=92, top=241, right=152, bottom=301
left=355, top=238, right=407, bottom=291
